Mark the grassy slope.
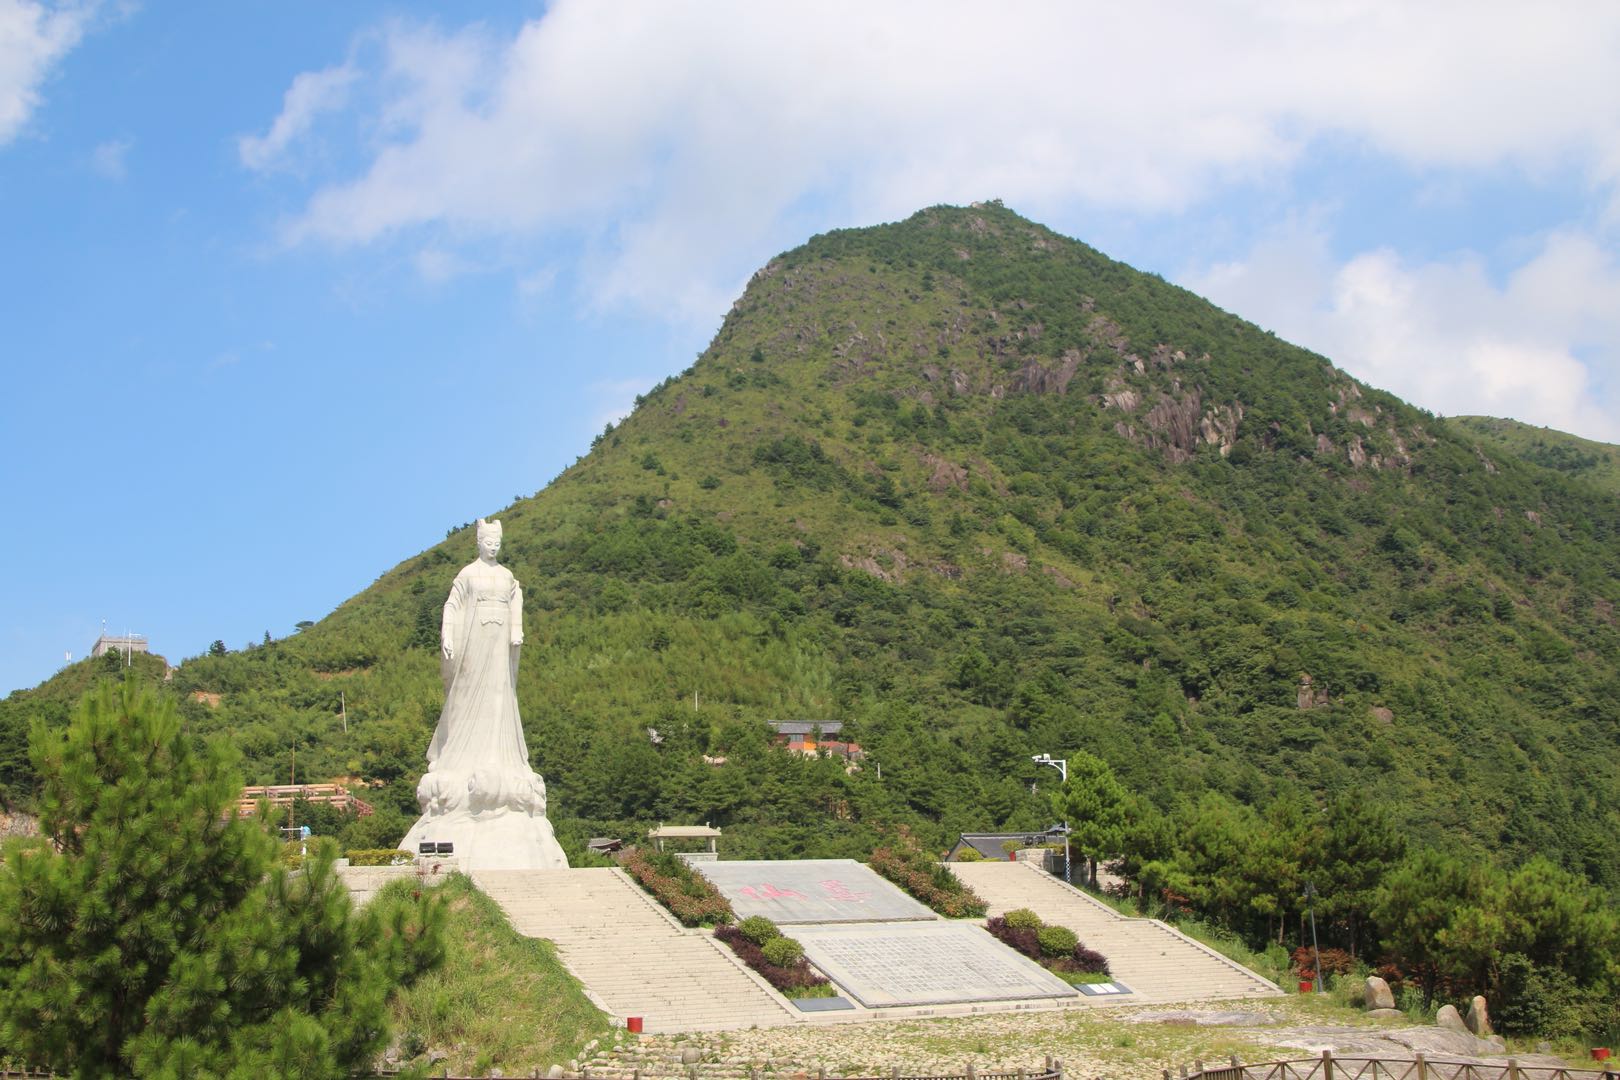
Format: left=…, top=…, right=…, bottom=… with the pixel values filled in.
left=383, top=874, right=611, bottom=1075
left=1451, top=416, right=1620, bottom=496
left=8, top=203, right=1620, bottom=886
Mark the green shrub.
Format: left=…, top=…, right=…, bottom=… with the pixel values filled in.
left=1037, top=925, right=1078, bottom=958
left=1003, top=907, right=1043, bottom=930
left=868, top=829, right=988, bottom=918
left=616, top=846, right=734, bottom=927
left=739, top=915, right=781, bottom=946
left=761, top=936, right=805, bottom=967
left=955, top=847, right=983, bottom=862
left=347, top=848, right=415, bottom=866
left=1496, top=952, right=1584, bottom=1038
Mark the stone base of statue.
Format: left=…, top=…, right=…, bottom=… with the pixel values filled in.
left=400, top=764, right=569, bottom=870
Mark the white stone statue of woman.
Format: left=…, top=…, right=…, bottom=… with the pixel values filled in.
left=400, top=518, right=568, bottom=869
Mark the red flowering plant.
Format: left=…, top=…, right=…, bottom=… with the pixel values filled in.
left=868, top=826, right=988, bottom=918
left=617, top=846, right=734, bottom=927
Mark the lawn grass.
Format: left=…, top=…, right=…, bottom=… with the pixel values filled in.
left=382, top=874, right=613, bottom=1076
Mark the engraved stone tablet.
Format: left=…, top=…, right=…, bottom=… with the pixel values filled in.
left=791, top=921, right=1079, bottom=1007
left=696, top=859, right=936, bottom=924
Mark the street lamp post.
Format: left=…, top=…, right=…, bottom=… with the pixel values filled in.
left=1031, top=754, right=1071, bottom=885
left=1304, top=881, right=1322, bottom=993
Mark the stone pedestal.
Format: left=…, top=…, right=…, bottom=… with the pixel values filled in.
left=401, top=804, right=567, bottom=870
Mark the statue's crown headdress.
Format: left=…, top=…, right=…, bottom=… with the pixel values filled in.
left=476, top=518, right=503, bottom=542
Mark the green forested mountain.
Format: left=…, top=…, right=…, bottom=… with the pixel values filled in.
left=1451, top=415, right=1620, bottom=496
left=7, top=203, right=1620, bottom=889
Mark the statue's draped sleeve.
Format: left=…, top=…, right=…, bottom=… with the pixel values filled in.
left=509, top=576, right=523, bottom=687
left=439, top=570, right=472, bottom=693
left=429, top=569, right=473, bottom=766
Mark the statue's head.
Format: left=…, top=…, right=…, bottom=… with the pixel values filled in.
left=476, top=518, right=503, bottom=560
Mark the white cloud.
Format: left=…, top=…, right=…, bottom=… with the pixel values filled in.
left=412, top=246, right=473, bottom=284
left=245, top=3, right=1620, bottom=432
left=516, top=265, right=557, bottom=298
left=256, top=2, right=1620, bottom=325
left=1184, top=226, right=1620, bottom=442
left=90, top=135, right=128, bottom=179
left=237, top=62, right=355, bottom=170
left=0, top=0, right=90, bottom=147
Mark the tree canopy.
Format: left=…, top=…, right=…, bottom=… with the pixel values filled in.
left=0, top=680, right=443, bottom=1078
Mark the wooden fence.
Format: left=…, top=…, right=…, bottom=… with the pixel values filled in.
left=3, top=1062, right=1062, bottom=1080
left=363, top=1064, right=1065, bottom=1080
left=4, top=1063, right=1064, bottom=1080
left=1180, top=1052, right=1619, bottom=1080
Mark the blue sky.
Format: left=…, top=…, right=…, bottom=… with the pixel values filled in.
left=4, top=1, right=1619, bottom=695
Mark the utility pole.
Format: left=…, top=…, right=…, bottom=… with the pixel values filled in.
left=1032, top=754, right=1071, bottom=885
left=1304, top=881, right=1322, bottom=993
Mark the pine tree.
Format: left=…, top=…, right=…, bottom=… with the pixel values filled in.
left=1050, top=751, right=1128, bottom=890
left=0, top=680, right=443, bottom=1078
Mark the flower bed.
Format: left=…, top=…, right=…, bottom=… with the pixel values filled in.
left=617, top=846, right=734, bottom=927
left=715, top=917, right=835, bottom=998
left=869, top=830, right=987, bottom=918
left=987, top=907, right=1110, bottom=982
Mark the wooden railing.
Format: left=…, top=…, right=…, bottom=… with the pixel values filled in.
left=363, top=1065, right=1065, bottom=1080
left=237, top=783, right=375, bottom=818
left=1180, top=1052, right=1618, bottom=1080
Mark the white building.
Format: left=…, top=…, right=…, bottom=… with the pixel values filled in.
left=90, top=632, right=149, bottom=659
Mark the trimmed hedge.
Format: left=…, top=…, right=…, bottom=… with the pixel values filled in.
left=868, top=830, right=987, bottom=918
left=761, top=936, right=804, bottom=967
left=738, top=915, right=781, bottom=946
left=1003, top=907, right=1042, bottom=930
left=986, top=914, right=1110, bottom=976
left=714, top=924, right=830, bottom=997
left=1037, top=925, right=1078, bottom=958
left=617, top=846, right=734, bottom=927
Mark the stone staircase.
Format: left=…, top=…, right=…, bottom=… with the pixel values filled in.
left=472, top=868, right=798, bottom=1034
left=947, top=861, right=1280, bottom=1003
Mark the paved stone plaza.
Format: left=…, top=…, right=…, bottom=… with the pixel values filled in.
left=339, top=860, right=1281, bottom=1031
left=791, top=921, right=1079, bottom=1008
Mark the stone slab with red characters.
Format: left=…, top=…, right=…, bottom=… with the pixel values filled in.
left=694, top=858, right=937, bottom=924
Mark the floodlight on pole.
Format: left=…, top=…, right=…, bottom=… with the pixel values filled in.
left=1304, top=881, right=1322, bottom=993
left=1031, top=753, right=1071, bottom=884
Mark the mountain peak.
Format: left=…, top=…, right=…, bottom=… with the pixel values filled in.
left=6, top=207, right=1618, bottom=888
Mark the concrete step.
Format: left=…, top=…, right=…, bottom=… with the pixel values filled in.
left=471, top=867, right=797, bottom=1033
left=946, top=861, right=1280, bottom=1003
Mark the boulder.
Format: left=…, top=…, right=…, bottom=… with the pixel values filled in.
left=680, top=1048, right=704, bottom=1065
left=1367, top=1008, right=1404, bottom=1019
left=1364, top=975, right=1396, bottom=1011
left=1466, top=995, right=1492, bottom=1036
left=1436, top=1004, right=1469, bottom=1033
left=545, top=1066, right=566, bottom=1079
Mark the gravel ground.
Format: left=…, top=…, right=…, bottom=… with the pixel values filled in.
left=582, top=999, right=1575, bottom=1080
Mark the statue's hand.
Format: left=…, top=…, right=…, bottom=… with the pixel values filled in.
left=441, top=642, right=453, bottom=661
left=510, top=634, right=523, bottom=648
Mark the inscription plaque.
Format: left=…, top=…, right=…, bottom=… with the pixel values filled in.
left=697, top=859, right=937, bottom=924
left=792, top=921, right=1079, bottom=1008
